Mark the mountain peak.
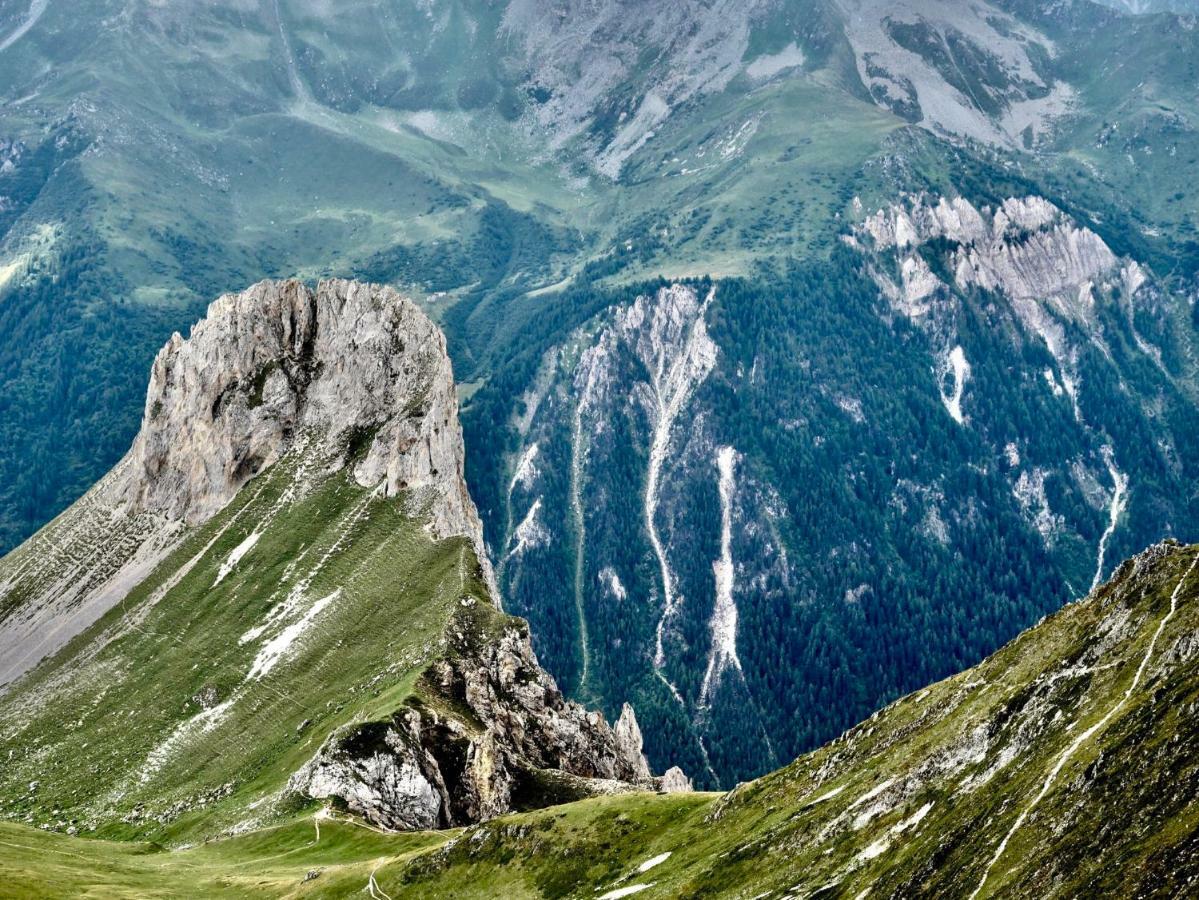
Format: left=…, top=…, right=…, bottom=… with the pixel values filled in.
left=0, top=279, right=493, bottom=691
left=0, top=278, right=680, bottom=838
left=124, top=278, right=482, bottom=548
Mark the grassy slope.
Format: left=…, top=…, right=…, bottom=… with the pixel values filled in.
left=0, top=443, right=495, bottom=845
left=5, top=542, right=1199, bottom=897
left=0, top=817, right=446, bottom=899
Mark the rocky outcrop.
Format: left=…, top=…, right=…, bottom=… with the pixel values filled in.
left=852, top=193, right=1135, bottom=420
left=858, top=195, right=1118, bottom=307
left=659, top=766, right=694, bottom=793
left=288, top=605, right=675, bottom=830
left=123, top=279, right=484, bottom=549
left=613, top=703, right=651, bottom=775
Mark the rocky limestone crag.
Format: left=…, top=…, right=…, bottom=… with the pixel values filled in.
left=613, top=702, right=651, bottom=774
left=288, top=605, right=684, bottom=830
left=659, top=766, right=694, bottom=793
left=856, top=194, right=1120, bottom=311
left=123, top=278, right=485, bottom=550
left=0, top=279, right=496, bottom=690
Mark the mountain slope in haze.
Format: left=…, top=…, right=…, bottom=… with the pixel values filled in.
left=0, top=279, right=672, bottom=843
left=2, top=0, right=1197, bottom=552
left=5, top=539, right=1199, bottom=897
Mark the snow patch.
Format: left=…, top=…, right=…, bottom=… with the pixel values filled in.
left=638, top=852, right=672, bottom=873
left=850, top=778, right=896, bottom=811
left=808, top=784, right=846, bottom=805
left=214, top=531, right=261, bottom=586
left=599, top=885, right=656, bottom=900
left=856, top=836, right=891, bottom=863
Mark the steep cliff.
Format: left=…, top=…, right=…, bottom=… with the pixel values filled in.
left=0, top=278, right=491, bottom=691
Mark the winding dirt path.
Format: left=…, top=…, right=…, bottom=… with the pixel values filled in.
left=0, top=0, right=48, bottom=53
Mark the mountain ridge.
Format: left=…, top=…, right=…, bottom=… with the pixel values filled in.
left=0, top=278, right=682, bottom=843
left=0, top=278, right=489, bottom=691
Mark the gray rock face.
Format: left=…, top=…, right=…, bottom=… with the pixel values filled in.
left=124, top=278, right=485, bottom=550
left=296, top=717, right=444, bottom=831
left=500, top=0, right=772, bottom=178
left=289, top=610, right=664, bottom=830
left=659, top=766, right=694, bottom=793
left=614, top=703, right=651, bottom=775
left=859, top=195, right=1118, bottom=304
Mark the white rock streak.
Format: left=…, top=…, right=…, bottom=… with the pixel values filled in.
left=571, top=400, right=592, bottom=691
left=645, top=290, right=719, bottom=681
left=247, top=589, right=340, bottom=680
left=969, top=550, right=1199, bottom=900
left=1091, top=448, right=1129, bottom=594
left=507, top=497, right=549, bottom=560
left=940, top=345, right=971, bottom=425
left=0, top=0, right=49, bottom=53
left=509, top=442, right=540, bottom=495
left=214, top=531, right=261, bottom=586
left=701, top=447, right=742, bottom=703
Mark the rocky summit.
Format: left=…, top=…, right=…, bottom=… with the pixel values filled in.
left=0, top=279, right=682, bottom=844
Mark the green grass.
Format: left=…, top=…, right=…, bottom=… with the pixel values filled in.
left=0, top=443, right=494, bottom=845
left=0, top=817, right=448, bottom=898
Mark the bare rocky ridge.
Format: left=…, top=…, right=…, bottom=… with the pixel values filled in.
left=125, top=278, right=485, bottom=550
left=288, top=608, right=667, bottom=830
